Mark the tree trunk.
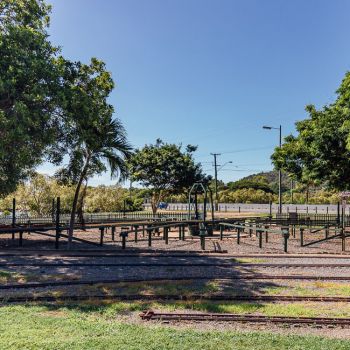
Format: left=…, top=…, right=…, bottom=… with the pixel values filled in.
left=67, top=156, right=90, bottom=250
left=77, top=180, right=88, bottom=229
left=151, top=192, right=158, bottom=215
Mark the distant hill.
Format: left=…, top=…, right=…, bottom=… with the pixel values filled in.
left=228, top=171, right=291, bottom=194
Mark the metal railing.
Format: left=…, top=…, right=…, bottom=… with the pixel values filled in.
left=0, top=211, right=193, bottom=226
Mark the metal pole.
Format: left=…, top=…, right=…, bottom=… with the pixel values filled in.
left=211, top=153, right=220, bottom=211
left=278, top=125, right=282, bottom=214
left=55, top=197, right=60, bottom=249
left=12, top=198, right=16, bottom=228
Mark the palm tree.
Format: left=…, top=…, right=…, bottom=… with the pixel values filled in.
left=60, top=118, right=132, bottom=249
left=57, top=58, right=132, bottom=249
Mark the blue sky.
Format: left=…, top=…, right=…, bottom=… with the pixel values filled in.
left=37, top=0, right=350, bottom=186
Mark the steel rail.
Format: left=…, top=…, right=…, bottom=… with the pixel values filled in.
left=2, top=294, right=350, bottom=304
left=139, top=310, right=350, bottom=325
left=3, top=262, right=350, bottom=268
left=2, top=250, right=350, bottom=258
left=2, top=275, right=350, bottom=290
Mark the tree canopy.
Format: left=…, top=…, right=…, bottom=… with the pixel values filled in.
left=272, top=72, right=350, bottom=191
left=56, top=58, right=132, bottom=246
left=128, top=139, right=203, bottom=213
left=0, top=0, right=64, bottom=195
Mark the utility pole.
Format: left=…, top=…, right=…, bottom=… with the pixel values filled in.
left=263, top=124, right=282, bottom=214
left=210, top=153, right=221, bottom=211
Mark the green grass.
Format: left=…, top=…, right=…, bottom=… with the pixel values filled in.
left=263, top=282, right=350, bottom=297
left=0, top=305, right=349, bottom=349
left=94, top=300, right=350, bottom=318
left=82, top=280, right=220, bottom=296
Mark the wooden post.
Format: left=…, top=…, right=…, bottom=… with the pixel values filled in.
left=237, top=228, right=240, bottom=245
left=134, top=225, right=139, bottom=243
left=300, top=228, right=304, bottom=247
left=258, top=230, right=262, bottom=248
left=99, top=227, right=104, bottom=246
left=12, top=198, right=16, bottom=240
left=19, top=230, right=23, bottom=247
left=282, top=227, right=290, bottom=253
left=148, top=228, right=152, bottom=247
left=165, top=227, right=169, bottom=245
left=111, top=226, right=116, bottom=241
left=55, top=197, right=60, bottom=249
left=220, top=225, right=223, bottom=240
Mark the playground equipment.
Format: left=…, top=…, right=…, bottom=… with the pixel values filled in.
left=187, top=181, right=215, bottom=235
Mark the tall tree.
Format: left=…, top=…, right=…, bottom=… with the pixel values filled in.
left=0, top=0, right=64, bottom=196
left=57, top=58, right=132, bottom=248
left=128, top=139, right=203, bottom=214
left=272, top=72, right=350, bottom=191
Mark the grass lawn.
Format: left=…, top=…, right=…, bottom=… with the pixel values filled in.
left=0, top=305, right=349, bottom=350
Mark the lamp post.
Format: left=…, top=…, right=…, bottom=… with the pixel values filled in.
left=210, top=154, right=232, bottom=211
left=263, top=125, right=282, bottom=214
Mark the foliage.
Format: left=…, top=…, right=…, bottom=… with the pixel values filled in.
left=128, top=139, right=203, bottom=213
left=55, top=58, right=132, bottom=246
left=227, top=179, right=273, bottom=193
left=272, top=72, right=350, bottom=190
left=0, top=0, right=65, bottom=196
left=230, top=171, right=290, bottom=194
left=219, top=188, right=276, bottom=204
left=0, top=174, right=144, bottom=215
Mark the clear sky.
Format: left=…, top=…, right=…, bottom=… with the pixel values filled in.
left=37, top=0, right=350, bottom=186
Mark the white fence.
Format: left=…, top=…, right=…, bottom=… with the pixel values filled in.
left=146, top=203, right=346, bottom=214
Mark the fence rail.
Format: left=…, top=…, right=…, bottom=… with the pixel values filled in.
left=0, top=211, right=192, bottom=226
left=150, top=203, right=347, bottom=215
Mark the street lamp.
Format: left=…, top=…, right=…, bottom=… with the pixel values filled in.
left=218, top=161, right=233, bottom=171
left=263, top=125, right=282, bottom=214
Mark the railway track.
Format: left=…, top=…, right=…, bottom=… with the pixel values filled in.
left=1, top=294, right=350, bottom=304
left=1, top=250, right=350, bottom=258
left=2, top=275, right=350, bottom=290
left=3, top=262, right=350, bottom=268
left=139, top=310, right=350, bottom=326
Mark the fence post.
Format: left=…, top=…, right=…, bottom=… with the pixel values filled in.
left=165, top=227, right=169, bottom=244
left=111, top=226, right=116, bottom=241
left=237, top=227, right=240, bottom=245
left=55, top=197, right=60, bottom=249
left=11, top=198, right=16, bottom=240
left=120, top=230, right=128, bottom=250
left=18, top=229, right=23, bottom=247
left=99, top=227, right=104, bottom=246
left=282, top=227, right=290, bottom=253
left=258, top=229, right=262, bottom=248
left=220, top=225, right=224, bottom=240
left=265, top=226, right=269, bottom=243
left=134, top=225, right=139, bottom=243
left=148, top=228, right=152, bottom=247
left=300, top=227, right=304, bottom=246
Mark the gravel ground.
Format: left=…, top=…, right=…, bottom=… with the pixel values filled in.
left=0, top=225, right=348, bottom=254
left=1, top=225, right=350, bottom=338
